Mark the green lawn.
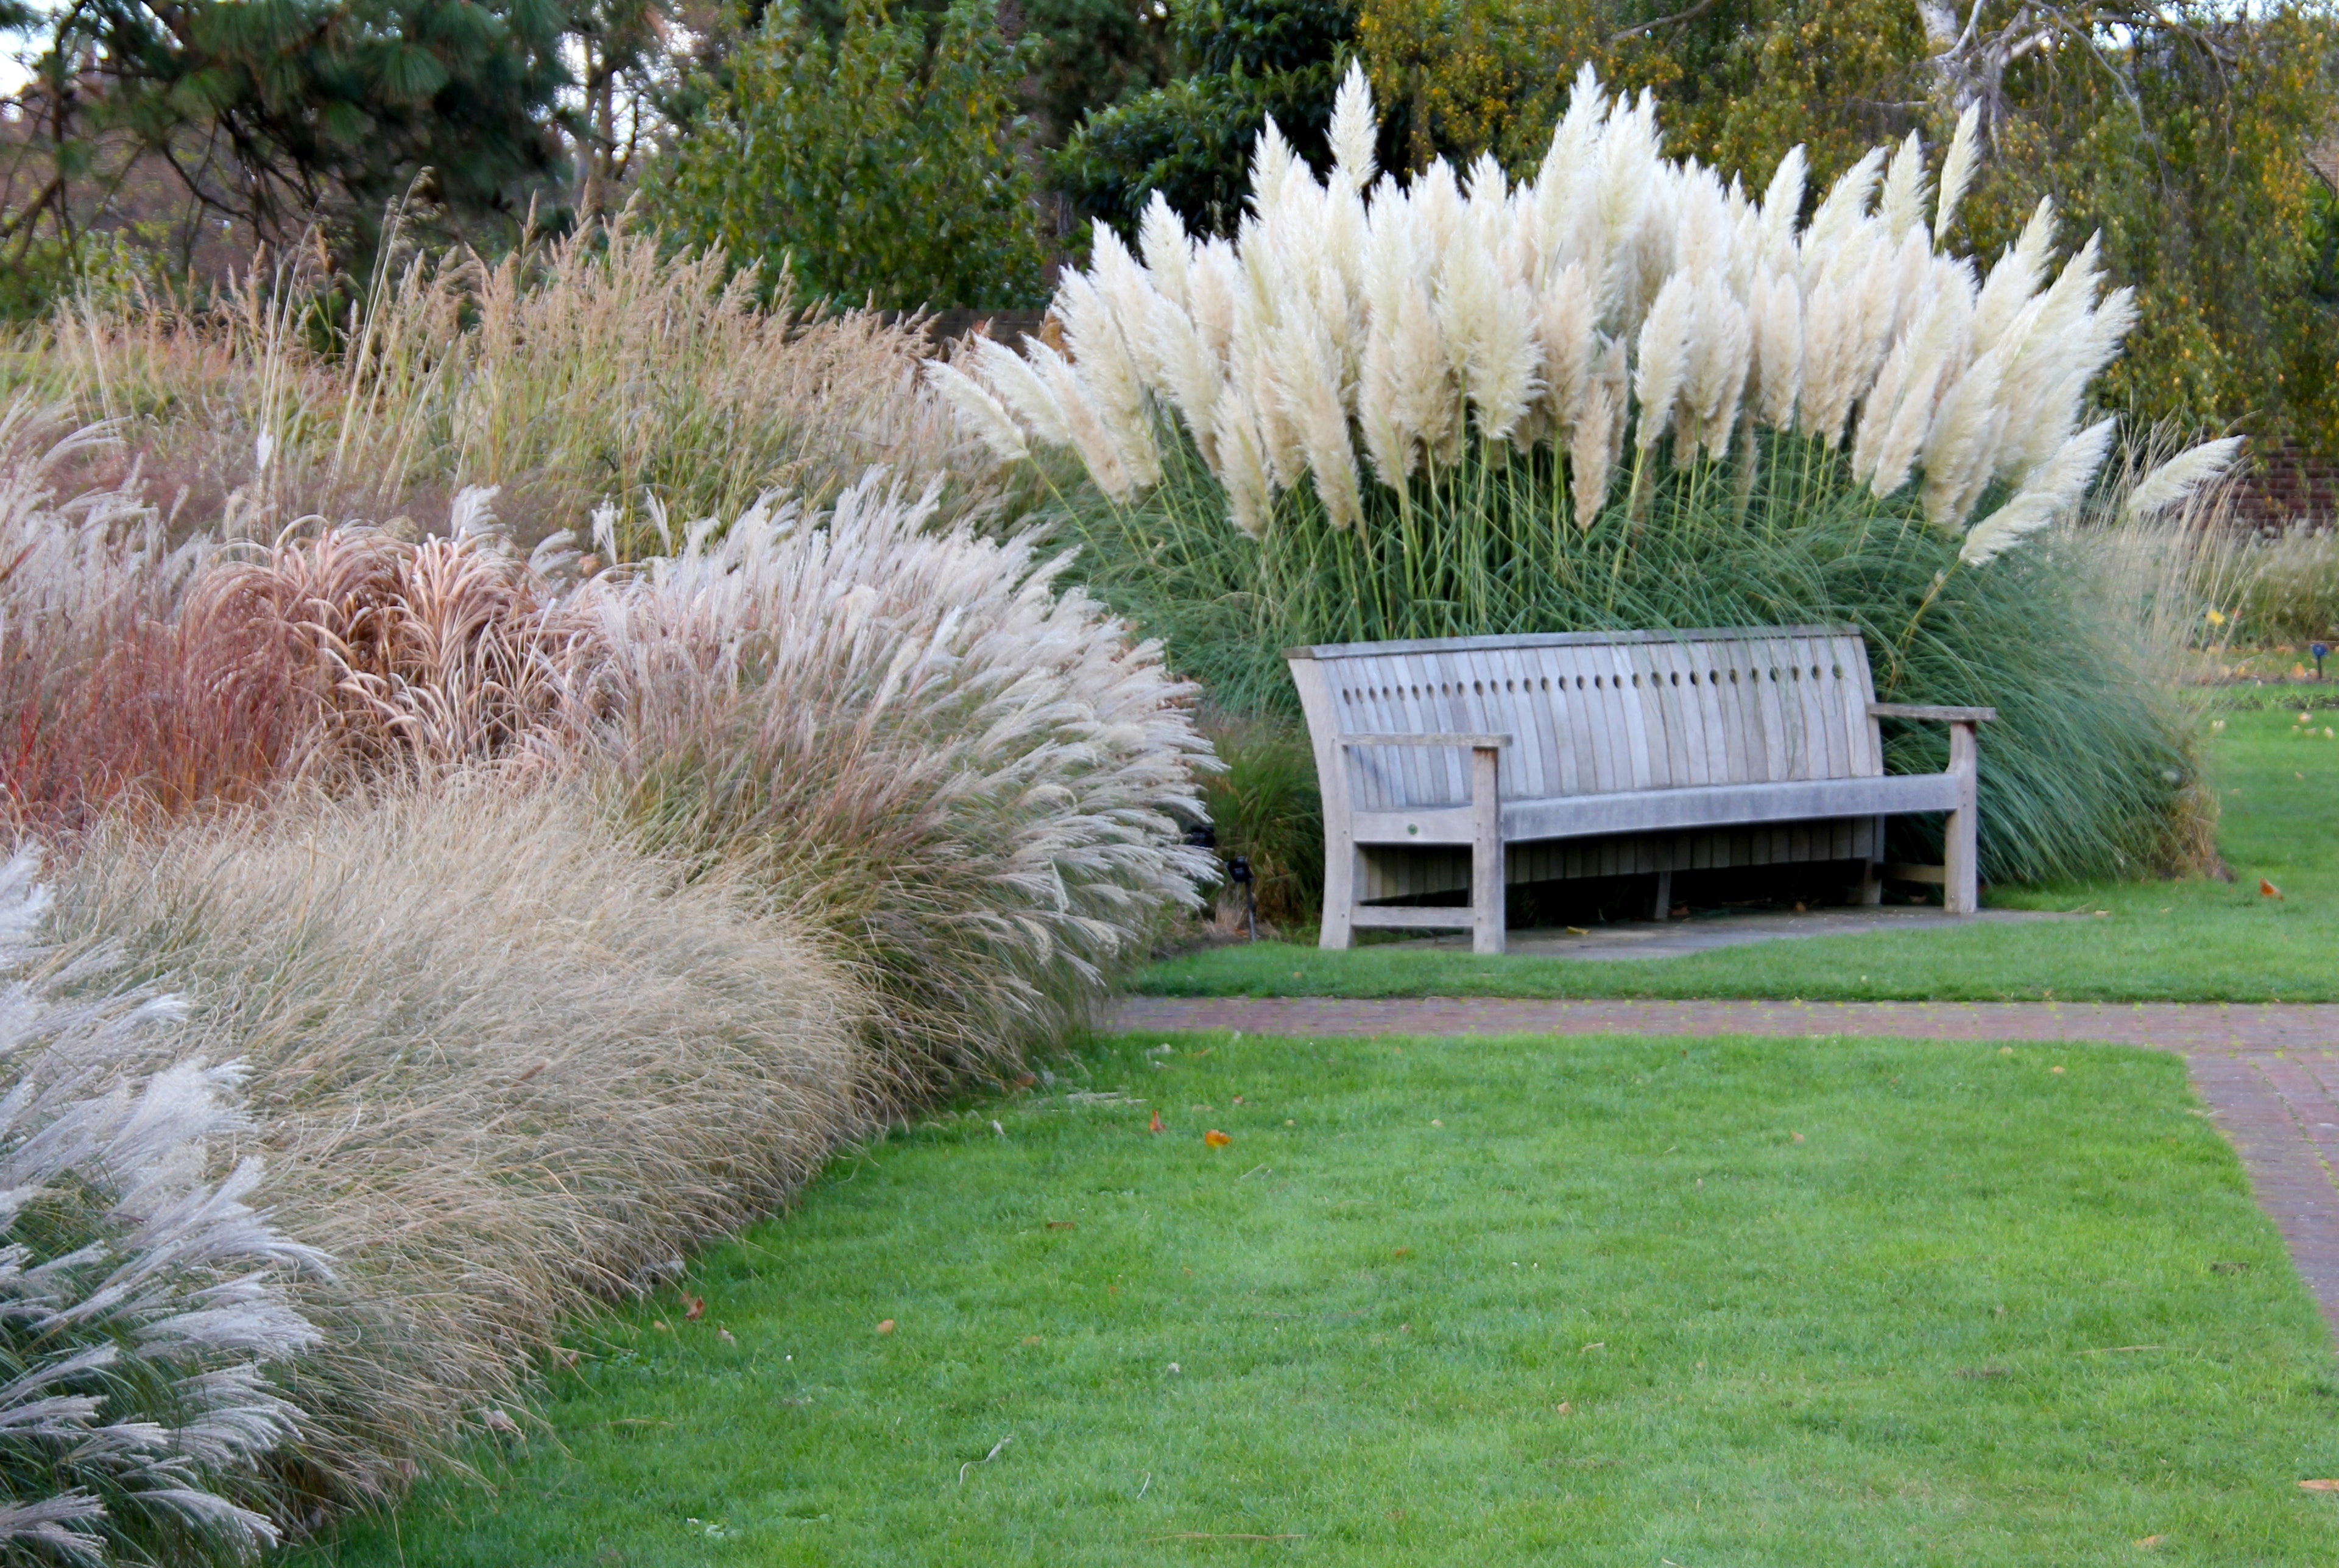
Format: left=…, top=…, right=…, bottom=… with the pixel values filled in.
left=306, top=1029, right=2339, bottom=1566
left=1143, top=706, right=2339, bottom=1003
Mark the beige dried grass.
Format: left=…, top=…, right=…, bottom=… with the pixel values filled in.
left=41, top=783, right=876, bottom=1509
left=4, top=220, right=1009, bottom=555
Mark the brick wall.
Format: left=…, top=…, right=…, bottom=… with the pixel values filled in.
left=2232, top=446, right=2339, bottom=536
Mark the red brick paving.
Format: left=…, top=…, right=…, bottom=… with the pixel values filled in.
left=1111, top=997, right=2339, bottom=1332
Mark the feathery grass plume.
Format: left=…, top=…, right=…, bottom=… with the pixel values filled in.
left=1328, top=62, right=1378, bottom=192
left=1680, top=275, right=1751, bottom=460
left=1569, top=381, right=1621, bottom=526
left=926, top=363, right=1031, bottom=463
left=1138, top=194, right=1194, bottom=310
left=968, top=336, right=1073, bottom=447
left=191, top=499, right=599, bottom=777
left=1749, top=270, right=1804, bottom=428
left=43, top=786, right=874, bottom=1514
left=1933, top=104, right=1981, bottom=247
left=1960, top=417, right=2117, bottom=566
left=1919, top=346, right=2011, bottom=529
left=1877, top=131, right=1932, bottom=241
left=1535, top=263, right=1598, bottom=432
left=2124, top=437, right=2245, bottom=521
left=0, top=403, right=323, bottom=834
left=575, top=473, right=1216, bottom=1089
left=1631, top=273, right=1695, bottom=452
left=0, top=846, right=327, bottom=1565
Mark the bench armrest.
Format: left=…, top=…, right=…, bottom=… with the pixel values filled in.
left=1339, top=733, right=1512, bottom=748
left=1868, top=703, right=1997, bottom=724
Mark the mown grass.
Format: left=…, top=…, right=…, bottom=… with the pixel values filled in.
left=305, top=1028, right=2339, bottom=1566
left=1142, top=704, right=2339, bottom=1003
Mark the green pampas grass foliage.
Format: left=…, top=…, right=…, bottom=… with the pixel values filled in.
left=1051, top=427, right=2208, bottom=885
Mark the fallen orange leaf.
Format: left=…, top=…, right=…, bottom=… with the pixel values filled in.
left=2300, top=1478, right=2339, bottom=1491
left=2135, top=1535, right=2165, bottom=1548
left=2262, top=878, right=2285, bottom=899
left=1204, top=1129, right=1232, bottom=1147
left=1148, top=1109, right=1165, bottom=1134
left=684, top=1295, right=705, bottom=1321
left=877, top=1318, right=896, bottom=1334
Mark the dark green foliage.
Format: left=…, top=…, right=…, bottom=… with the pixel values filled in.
left=1018, top=0, right=1177, bottom=142
left=1054, top=0, right=1364, bottom=237
left=1196, top=710, right=1325, bottom=926
left=641, top=0, right=1050, bottom=309
left=5, top=0, right=574, bottom=259
left=1046, top=428, right=2195, bottom=887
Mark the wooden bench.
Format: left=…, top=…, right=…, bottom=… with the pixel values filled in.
left=1286, top=626, right=1994, bottom=954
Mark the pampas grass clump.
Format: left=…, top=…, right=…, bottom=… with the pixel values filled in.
left=936, top=62, right=2238, bottom=564
left=39, top=787, right=875, bottom=1510
left=937, top=63, right=2249, bottom=884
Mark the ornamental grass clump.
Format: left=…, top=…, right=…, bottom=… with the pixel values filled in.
left=577, top=473, right=1219, bottom=1089
left=41, top=786, right=875, bottom=1511
left=12, top=221, right=1007, bottom=557
left=0, top=847, right=328, bottom=1566
left=932, top=65, right=2243, bottom=882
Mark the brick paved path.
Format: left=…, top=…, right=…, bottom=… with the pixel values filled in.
left=1112, top=998, right=2339, bottom=1331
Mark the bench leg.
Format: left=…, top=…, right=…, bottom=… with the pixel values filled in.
left=1320, top=842, right=1361, bottom=949
left=1858, top=813, right=1886, bottom=905
left=1471, top=744, right=1505, bottom=955
left=1945, top=722, right=1980, bottom=915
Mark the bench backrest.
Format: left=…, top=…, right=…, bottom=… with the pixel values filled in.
left=1287, top=626, right=1883, bottom=814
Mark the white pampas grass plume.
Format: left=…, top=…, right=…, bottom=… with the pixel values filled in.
left=1055, top=262, right=1162, bottom=485
left=1250, top=117, right=1302, bottom=215
left=1682, top=274, right=1751, bottom=459
left=1933, top=103, right=1980, bottom=248
left=1757, top=146, right=1806, bottom=272
left=1330, top=62, right=1378, bottom=194
left=1571, top=379, right=1621, bottom=526
left=1213, top=384, right=1274, bottom=537
left=1634, top=272, right=1695, bottom=450
left=1879, top=130, right=1930, bottom=241
left=1959, top=417, right=2114, bottom=565
left=1918, top=345, right=2009, bottom=528
left=1537, top=262, right=1598, bottom=431
left=924, top=360, right=1030, bottom=463
left=1972, top=197, right=2056, bottom=354
left=1138, top=193, right=1194, bottom=311
left=2125, top=436, right=2245, bottom=521
left=1802, top=147, right=1886, bottom=279
left=972, top=334, right=1070, bottom=446
left=1031, top=340, right=1135, bottom=498
left=1749, top=269, right=1803, bottom=429
left=1188, top=239, right=1241, bottom=360
left=1357, top=328, right=1408, bottom=484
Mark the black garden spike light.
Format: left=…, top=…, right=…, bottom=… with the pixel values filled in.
left=2315, top=641, right=2329, bottom=682
left=1227, top=855, right=1257, bottom=943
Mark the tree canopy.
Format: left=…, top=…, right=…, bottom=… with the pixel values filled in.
left=1347, top=0, right=2339, bottom=452
left=640, top=0, right=1051, bottom=309
left=1, top=0, right=574, bottom=270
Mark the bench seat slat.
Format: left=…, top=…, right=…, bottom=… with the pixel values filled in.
left=1349, top=771, right=1962, bottom=846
